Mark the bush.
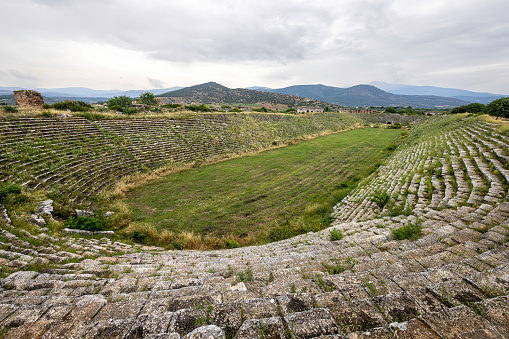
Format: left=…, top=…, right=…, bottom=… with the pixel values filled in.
left=65, top=216, right=106, bottom=232
left=371, top=190, right=391, bottom=209
left=52, top=204, right=74, bottom=219
left=236, top=268, right=254, bottom=282
left=77, top=112, right=110, bottom=121
left=129, top=230, right=147, bottom=242
left=386, top=143, right=397, bottom=150
left=322, top=261, right=345, bottom=275
left=391, top=220, right=423, bottom=240
left=107, top=95, right=132, bottom=109
left=387, top=123, right=402, bottom=129
left=171, top=241, right=183, bottom=250
left=226, top=239, right=239, bottom=249
left=52, top=100, right=93, bottom=112
left=162, top=103, right=182, bottom=109
left=266, top=220, right=292, bottom=242
left=0, top=183, right=22, bottom=203
left=186, top=104, right=210, bottom=112
left=329, top=229, right=343, bottom=241
left=122, top=107, right=138, bottom=115
left=2, top=106, right=18, bottom=113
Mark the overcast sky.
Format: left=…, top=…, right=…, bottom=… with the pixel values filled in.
left=1, top=0, right=508, bottom=93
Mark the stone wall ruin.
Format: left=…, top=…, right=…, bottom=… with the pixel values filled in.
left=13, top=90, right=45, bottom=107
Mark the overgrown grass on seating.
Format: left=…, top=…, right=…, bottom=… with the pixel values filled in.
left=391, top=220, right=423, bottom=240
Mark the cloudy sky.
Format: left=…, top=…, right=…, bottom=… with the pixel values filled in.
left=1, top=0, right=508, bottom=93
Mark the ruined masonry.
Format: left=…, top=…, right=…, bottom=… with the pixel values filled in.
left=0, top=114, right=508, bottom=338
left=13, top=89, right=45, bottom=107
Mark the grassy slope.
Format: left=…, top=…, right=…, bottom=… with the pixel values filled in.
left=126, top=128, right=402, bottom=238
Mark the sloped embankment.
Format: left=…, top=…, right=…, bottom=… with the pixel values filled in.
left=0, top=112, right=361, bottom=206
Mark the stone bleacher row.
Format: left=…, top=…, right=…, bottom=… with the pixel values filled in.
left=0, top=113, right=360, bottom=206
left=0, top=114, right=508, bottom=338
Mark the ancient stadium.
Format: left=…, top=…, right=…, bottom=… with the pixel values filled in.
left=0, top=108, right=508, bottom=338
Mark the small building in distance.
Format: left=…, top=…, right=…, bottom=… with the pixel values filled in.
left=13, top=90, right=45, bottom=107
left=351, top=108, right=378, bottom=114
left=296, top=106, right=324, bottom=114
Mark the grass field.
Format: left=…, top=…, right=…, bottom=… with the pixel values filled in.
left=124, top=128, right=402, bottom=245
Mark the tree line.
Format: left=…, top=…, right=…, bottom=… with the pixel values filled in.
left=451, top=98, right=509, bottom=119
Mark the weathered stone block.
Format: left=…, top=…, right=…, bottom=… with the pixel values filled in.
left=284, top=308, right=339, bottom=338
left=13, top=90, right=44, bottom=107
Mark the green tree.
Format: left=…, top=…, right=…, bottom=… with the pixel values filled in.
left=137, top=92, right=158, bottom=105
left=485, top=97, right=509, bottom=119
left=451, top=102, right=485, bottom=114
left=385, top=107, right=396, bottom=113
left=107, top=95, right=132, bottom=109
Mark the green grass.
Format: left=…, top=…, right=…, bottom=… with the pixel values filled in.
left=391, top=220, right=423, bottom=240
left=125, top=128, right=401, bottom=242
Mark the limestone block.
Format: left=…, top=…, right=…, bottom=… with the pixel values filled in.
left=13, top=90, right=44, bottom=107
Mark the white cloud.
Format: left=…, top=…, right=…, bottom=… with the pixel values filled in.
left=0, top=0, right=508, bottom=93
left=148, top=77, right=165, bottom=88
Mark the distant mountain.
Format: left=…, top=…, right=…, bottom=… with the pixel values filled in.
left=370, top=81, right=508, bottom=105
left=245, top=86, right=273, bottom=92
left=0, top=86, right=183, bottom=99
left=259, top=84, right=468, bottom=108
left=157, top=82, right=331, bottom=108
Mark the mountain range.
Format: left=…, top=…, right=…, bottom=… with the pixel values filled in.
left=370, top=81, right=508, bottom=105
left=158, top=83, right=469, bottom=108
left=1, top=82, right=507, bottom=108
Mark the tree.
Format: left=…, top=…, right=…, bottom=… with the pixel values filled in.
left=107, top=95, right=132, bottom=109
left=138, top=92, right=158, bottom=105
left=485, top=97, right=509, bottom=119
left=451, top=102, right=485, bottom=114
left=385, top=107, right=396, bottom=113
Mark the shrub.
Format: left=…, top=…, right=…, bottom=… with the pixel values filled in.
left=65, top=216, right=106, bottom=232
left=52, top=100, right=93, bottom=112
left=107, top=95, right=132, bottom=109
left=122, top=107, right=138, bottom=115
left=226, top=239, right=239, bottom=249
left=162, top=103, right=182, bottom=109
left=236, top=267, right=253, bottom=282
left=2, top=106, right=18, bottom=113
left=129, top=230, right=147, bottom=242
left=329, top=229, right=343, bottom=241
left=266, top=221, right=292, bottom=242
left=371, top=190, right=391, bottom=209
left=171, top=241, right=183, bottom=250
left=186, top=104, right=210, bottom=112
left=391, top=220, right=423, bottom=240
left=386, top=143, right=397, bottom=150
left=0, top=183, right=22, bottom=203
left=41, top=110, right=52, bottom=117
left=52, top=204, right=74, bottom=219
left=322, top=260, right=345, bottom=274
left=77, top=112, right=110, bottom=121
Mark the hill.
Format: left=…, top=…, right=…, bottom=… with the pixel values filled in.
left=370, top=81, right=509, bottom=104
left=263, top=84, right=469, bottom=108
left=157, top=82, right=333, bottom=108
